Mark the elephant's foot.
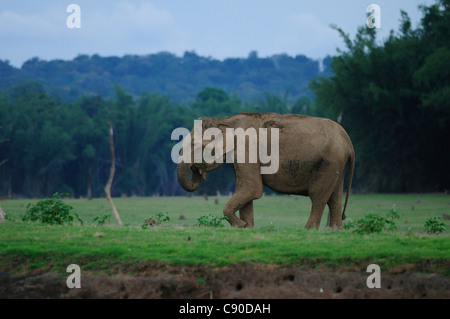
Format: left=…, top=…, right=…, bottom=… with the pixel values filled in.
left=325, top=215, right=343, bottom=230
left=305, top=215, right=322, bottom=229
left=226, top=214, right=248, bottom=228
left=234, top=219, right=248, bottom=228
left=304, top=222, right=319, bottom=230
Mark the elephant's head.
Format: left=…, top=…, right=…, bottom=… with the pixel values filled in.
left=176, top=117, right=229, bottom=192
left=176, top=161, right=203, bottom=192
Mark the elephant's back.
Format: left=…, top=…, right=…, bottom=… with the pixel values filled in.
left=275, top=115, right=352, bottom=160
left=246, top=113, right=353, bottom=194
left=235, top=112, right=353, bottom=158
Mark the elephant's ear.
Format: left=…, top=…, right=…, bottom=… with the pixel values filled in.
left=217, top=122, right=231, bottom=132
left=203, top=127, right=226, bottom=163
left=216, top=123, right=235, bottom=159
left=217, top=123, right=232, bottom=144
left=200, top=117, right=216, bottom=129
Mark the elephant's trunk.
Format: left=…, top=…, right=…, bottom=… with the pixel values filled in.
left=177, top=162, right=202, bottom=192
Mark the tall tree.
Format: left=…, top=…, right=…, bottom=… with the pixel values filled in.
left=310, top=0, right=450, bottom=192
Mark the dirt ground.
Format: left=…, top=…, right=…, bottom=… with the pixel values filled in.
left=1, top=262, right=449, bottom=299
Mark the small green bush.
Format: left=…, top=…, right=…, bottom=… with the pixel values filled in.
left=386, top=207, right=399, bottom=220
left=424, top=217, right=447, bottom=234
left=22, top=193, right=83, bottom=225
left=152, top=212, right=171, bottom=224
left=3, top=212, right=18, bottom=221
left=197, top=214, right=228, bottom=228
left=344, top=209, right=399, bottom=234
left=92, top=214, right=110, bottom=226
left=142, top=212, right=171, bottom=229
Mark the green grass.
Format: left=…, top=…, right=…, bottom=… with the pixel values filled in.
left=0, top=194, right=449, bottom=273
left=3, top=193, right=448, bottom=231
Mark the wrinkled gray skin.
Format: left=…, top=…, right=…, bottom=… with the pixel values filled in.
left=177, top=113, right=355, bottom=229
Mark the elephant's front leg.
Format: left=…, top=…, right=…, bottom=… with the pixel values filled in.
left=223, top=196, right=251, bottom=228
left=239, top=201, right=254, bottom=228
left=224, top=163, right=262, bottom=228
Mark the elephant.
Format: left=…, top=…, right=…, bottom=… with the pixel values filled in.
left=176, top=112, right=355, bottom=229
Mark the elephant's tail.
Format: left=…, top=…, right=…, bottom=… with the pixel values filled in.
left=342, top=151, right=355, bottom=221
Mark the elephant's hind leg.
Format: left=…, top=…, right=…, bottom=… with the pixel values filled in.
left=326, top=169, right=346, bottom=229
left=326, top=186, right=344, bottom=229
left=305, top=169, right=340, bottom=230
left=305, top=199, right=328, bottom=229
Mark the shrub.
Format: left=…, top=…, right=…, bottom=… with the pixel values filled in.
left=344, top=209, right=399, bottom=234
left=197, top=214, right=228, bottom=228
left=152, top=212, right=171, bottom=224
left=22, top=193, right=83, bottom=225
left=424, top=217, right=447, bottom=234
left=142, top=212, right=171, bottom=229
left=92, top=214, right=110, bottom=226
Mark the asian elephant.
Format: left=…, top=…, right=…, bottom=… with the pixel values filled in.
left=176, top=112, right=355, bottom=229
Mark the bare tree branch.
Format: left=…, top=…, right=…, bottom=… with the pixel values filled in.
left=104, top=122, right=123, bottom=226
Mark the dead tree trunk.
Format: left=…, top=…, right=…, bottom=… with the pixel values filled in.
left=104, top=122, right=123, bottom=226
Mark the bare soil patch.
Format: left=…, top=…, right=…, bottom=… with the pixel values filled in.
left=1, top=262, right=449, bottom=299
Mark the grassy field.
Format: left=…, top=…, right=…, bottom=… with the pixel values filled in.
left=0, top=194, right=449, bottom=275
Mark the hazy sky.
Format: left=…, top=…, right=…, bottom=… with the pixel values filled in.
left=0, top=0, right=434, bottom=67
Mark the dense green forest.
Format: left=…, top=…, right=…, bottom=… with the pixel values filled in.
left=0, top=0, right=448, bottom=198
left=0, top=51, right=326, bottom=104
left=310, top=0, right=450, bottom=192
left=0, top=83, right=306, bottom=198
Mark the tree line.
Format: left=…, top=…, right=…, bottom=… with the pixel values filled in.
left=0, top=51, right=323, bottom=104
left=0, top=0, right=448, bottom=198
left=0, top=83, right=309, bottom=198
left=310, top=0, right=449, bottom=192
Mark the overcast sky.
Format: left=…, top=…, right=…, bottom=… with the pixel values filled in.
left=0, top=0, right=434, bottom=67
